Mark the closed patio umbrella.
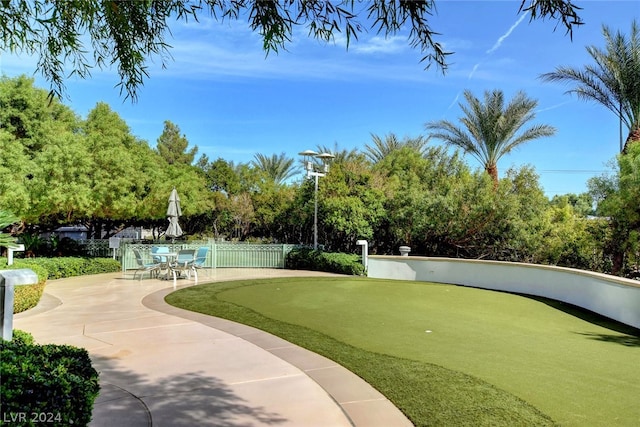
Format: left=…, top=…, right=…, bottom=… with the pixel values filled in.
left=166, top=188, right=183, bottom=240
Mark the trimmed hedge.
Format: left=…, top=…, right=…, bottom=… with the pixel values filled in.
left=1, top=331, right=100, bottom=427
left=12, top=282, right=47, bottom=314
left=286, top=248, right=365, bottom=275
left=13, top=257, right=121, bottom=280
left=0, top=260, right=48, bottom=314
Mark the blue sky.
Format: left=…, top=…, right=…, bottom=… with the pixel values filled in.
left=2, top=1, right=637, bottom=197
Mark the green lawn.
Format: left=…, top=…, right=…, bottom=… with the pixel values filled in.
left=166, top=277, right=640, bottom=426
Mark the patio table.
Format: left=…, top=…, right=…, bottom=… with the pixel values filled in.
left=156, top=253, right=177, bottom=280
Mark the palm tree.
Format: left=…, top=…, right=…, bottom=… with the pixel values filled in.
left=540, top=20, right=640, bottom=153
left=425, top=89, right=556, bottom=186
left=315, top=143, right=361, bottom=164
left=364, top=133, right=429, bottom=163
left=251, top=152, right=298, bottom=185
left=541, top=21, right=639, bottom=276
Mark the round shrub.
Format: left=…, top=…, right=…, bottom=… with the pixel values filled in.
left=286, top=247, right=365, bottom=275
left=1, top=335, right=100, bottom=426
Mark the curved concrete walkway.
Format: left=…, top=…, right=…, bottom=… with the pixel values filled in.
left=14, top=269, right=413, bottom=427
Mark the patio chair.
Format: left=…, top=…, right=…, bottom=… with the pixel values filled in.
left=189, top=246, right=209, bottom=281
left=133, top=249, right=161, bottom=280
left=169, top=249, right=196, bottom=280
left=151, top=246, right=170, bottom=263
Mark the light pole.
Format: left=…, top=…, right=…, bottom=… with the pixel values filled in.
left=298, top=150, right=335, bottom=249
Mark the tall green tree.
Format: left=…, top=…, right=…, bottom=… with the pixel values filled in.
left=83, top=103, right=153, bottom=236
left=251, top=180, right=296, bottom=241
left=588, top=143, right=640, bottom=275
left=0, top=128, right=32, bottom=217
left=201, top=158, right=242, bottom=195
left=29, top=130, right=94, bottom=227
left=230, top=193, right=255, bottom=240
left=426, top=89, right=556, bottom=185
left=0, top=75, right=79, bottom=153
left=2, top=1, right=583, bottom=100
left=536, top=202, right=604, bottom=270
left=372, top=143, right=551, bottom=261
left=0, top=75, right=216, bottom=237
left=374, top=146, right=473, bottom=254
left=319, top=155, right=386, bottom=252
left=549, top=193, right=595, bottom=217
left=540, top=20, right=640, bottom=153
left=0, top=76, right=93, bottom=227
left=156, top=120, right=198, bottom=165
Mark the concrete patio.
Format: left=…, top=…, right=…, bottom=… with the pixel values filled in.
left=14, top=269, right=413, bottom=427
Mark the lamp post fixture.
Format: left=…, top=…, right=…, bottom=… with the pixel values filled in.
left=298, top=150, right=335, bottom=250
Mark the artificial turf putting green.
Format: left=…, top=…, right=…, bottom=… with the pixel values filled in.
left=166, top=277, right=640, bottom=426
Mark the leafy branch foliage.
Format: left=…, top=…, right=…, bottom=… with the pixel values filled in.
left=2, top=0, right=584, bottom=100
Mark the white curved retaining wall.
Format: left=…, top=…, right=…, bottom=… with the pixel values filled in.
left=367, top=256, right=640, bottom=330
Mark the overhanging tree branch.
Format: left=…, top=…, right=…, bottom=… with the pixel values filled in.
left=1, top=0, right=586, bottom=101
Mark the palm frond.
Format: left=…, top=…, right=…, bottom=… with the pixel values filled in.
left=364, top=132, right=429, bottom=163
left=251, top=152, right=298, bottom=184
left=0, top=211, right=19, bottom=249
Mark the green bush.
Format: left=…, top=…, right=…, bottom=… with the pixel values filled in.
left=11, top=329, right=35, bottom=346
left=0, top=259, right=49, bottom=282
left=13, top=257, right=120, bottom=280
left=286, top=248, right=365, bottom=275
left=1, top=331, right=100, bottom=427
left=12, top=282, right=47, bottom=314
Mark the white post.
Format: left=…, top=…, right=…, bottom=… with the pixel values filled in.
left=356, top=240, right=368, bottom=272
left=0, top=269, right=38, bottom=340
left=7, top=244, right=25, bottom=266
left=313, top=173, right=319, bottom=250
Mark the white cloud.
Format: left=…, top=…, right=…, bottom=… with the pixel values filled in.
left=309, top=31, right=408, bottom=55
left=351, top=35, right=406, bottom=54
left=152, top=30, right=436, bottom=84
left=441, top=38, right=474, bottom=52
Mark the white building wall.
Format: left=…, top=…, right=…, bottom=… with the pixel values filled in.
left=368, top=256, right=640, bottom=330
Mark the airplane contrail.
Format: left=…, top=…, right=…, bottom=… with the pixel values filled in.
left=486, top=12, right=528, bottom=54
left=446, top=11, right=529, bottom=113
left=468, top=63, right=480, bottom=79
left=447, top=92, right=461, bottom=110
left=536, top=100, right=574, bottom=113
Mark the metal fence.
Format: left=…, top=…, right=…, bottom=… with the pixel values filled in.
left=76, top=239, right=113, bottom=257
left=120, top=241, right=300, bottom=271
